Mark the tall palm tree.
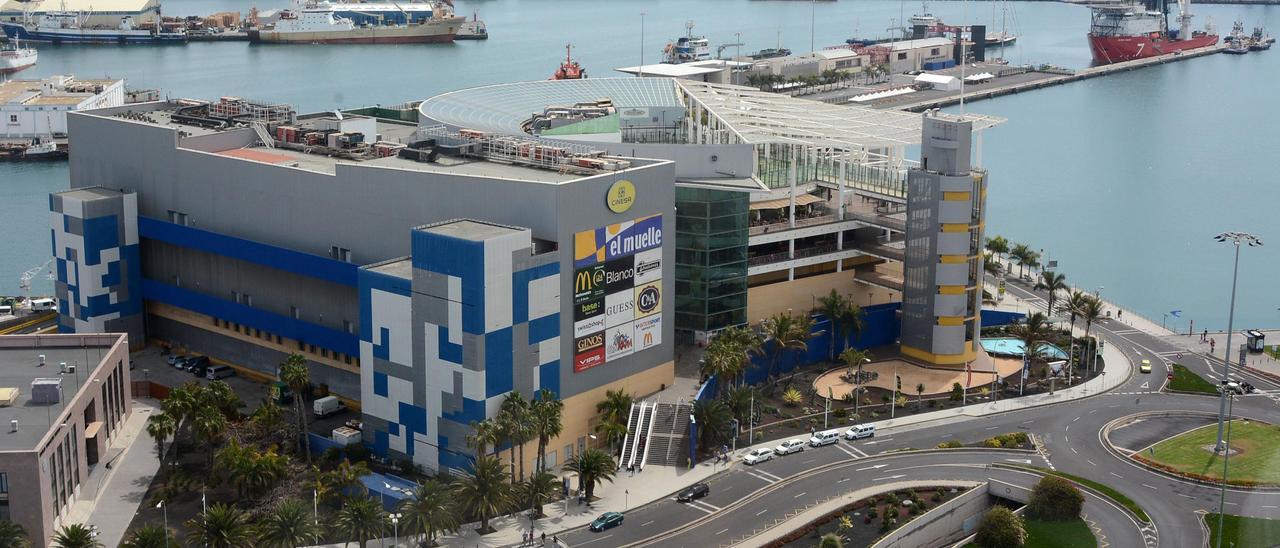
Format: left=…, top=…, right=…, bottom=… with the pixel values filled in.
left=160, top=384, right=199, bottom=460
left=563, top=448, right=618, bottom=501
left=720, top=385, right=758, bottom=430
left=761, top=311, right=817, bottom=382
left=499, top=391, right=531, bottom=482
left=120, top=525, right=176, bottom=548
left=185, top=503, right=256, bottom=548
left=711, top=325, right=764, bottom=387
left=1009, top=244, right=1038, bottom=280
left=1079, top=295, right=1105, bottom=375
left=1034, top=271, right=1069, bottom=320
left=453, top=456, right=513, bottom=534
left=202, top=380, right=244, bottom=419
left=0, top=520, right=29, bottom=548
left=279, top=354, right=313, bottom=464
left=594, top=389, right=632, bottom=453
left=467, top=419, right=502, bottom=459
left=840, top=348, right=873, bottom=415
left=520, top=471, right=561, bottom=518
left=192, top=404, right=228, bottom=467
left=984, top=235, right=1010, bottom=261
left=817, top=289, right=849, bottom=361
left=1061, top=290, right=1091, bottom=381
left=334, top=497, right=388, bottom=548
left=692, top=399, right=732, bottom=452
left=530, top=389, right=564, bottom=474
left=51, top=524, right=101, bottom=548
left=1008, top=312, right=1054, bottom=385
left=145, top=412, right=176, bottom=463
left=259, top=499, right=323, bottom=548
left=399, top=480, right=460, bottom=547
left=700, top=343, right=745, bottom=389
left=983, top=252, right=1003, bottom=277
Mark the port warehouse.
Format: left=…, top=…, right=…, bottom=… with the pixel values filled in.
left=0, top=334, right=132, bottom=548
left=0, top=76, right=125, bottom=138
left=52, top=77, right=998, bottom=473
left=0, top=0, right=160, bottom=27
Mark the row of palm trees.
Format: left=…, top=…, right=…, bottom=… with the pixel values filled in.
left=984, top=235, right=1042, bottom=281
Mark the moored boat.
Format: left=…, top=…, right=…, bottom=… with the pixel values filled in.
left=1087, top=0, right=1218, bottom=65
left=551, top=44, right=586, bottom=80
left=249, top=0, right=463, bottom=44
left=1, top=10, right=185, bottom=44
left=0, top=136, right=66, bottom=161
left=0, top=39, right=37, bottom=74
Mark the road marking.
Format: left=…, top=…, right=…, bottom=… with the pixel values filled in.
left=716, top=528, right=729, bottom=535
left=574, top=534, right=614, bottom=546
left=856, top=464, right=888, bottom=471
left=829, top=440, right=860, bottom=458
left=1005, top=458, right=1033, bottom=464
left=849, top=446, right=870, bottom=458
left=1022, top=420, right=1035, bottom=424
left=1262, top=505, right=1278, bottom=509
left=690, top=500, right=722, bottom=512
left=685, top=502, right=717, bottom=515
left=755, top=469, right=784, bottom=481
left=1090, top=409, right=1098, bottom=414
left=745, top=471, right=777, bottom=484
left=756, top=508, right=769, bottom=516
left=1073, top=416, right=1081, bottom=422
left=1110, top=472, right=1123, bottom=478
left=1071, top=447, right=1078, bottom=454
left=641, top=520, right=654, bottom=527
left=1139, top=381, right=1150, bottom=389
left=873, top=474, right=907, bottom=481
left=985, top=426, right=999, bottom=430
left=1087, top=459, right=1097, bottom=466
left=802, top=458, right=817, bottom=464
left=1177, top=493, right=1193, bottom=499
left=863, top=438, right=893, bottom=445
left=1225, top=501, right=1238, bottom=506
left=1142, top=484, right=1158, bottom=490
left=793, top=492, right=808, bottom=499
left=838, top=477, right=852, bottom=483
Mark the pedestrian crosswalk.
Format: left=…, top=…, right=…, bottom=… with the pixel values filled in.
left=744, top=469, right=783, bottom=484
left=834, top=442, right=869, bottom=459
left=684, top=499, right=721, bottom=514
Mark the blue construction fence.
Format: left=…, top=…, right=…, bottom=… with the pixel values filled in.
left=741, top=302, right=901, bottom=386
left=981, top=309, right=1025, bottom=327
left=688, top=374, right=719, bottom=464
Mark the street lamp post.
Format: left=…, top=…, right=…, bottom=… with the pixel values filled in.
left=389, top=512, right=401, bottom=547
left=157, top=500, right=168, bottom=547
left=639, top=12, right=646, bottom=77
left=1213, top=231, right=1262, bottom=452
left=1216, top=393, right=1236, bottom=548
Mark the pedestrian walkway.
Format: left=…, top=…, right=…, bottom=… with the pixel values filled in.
left=62, top=399, right=161, bottom=546
left=1159, top=329, right=1280, bottom=378
left=309, top=461, right=724, bottom=548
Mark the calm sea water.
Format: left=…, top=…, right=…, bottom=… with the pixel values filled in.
left=2, top=0, right=1276, bottom=330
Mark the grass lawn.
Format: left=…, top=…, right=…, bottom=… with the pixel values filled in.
left=1004, top=465, right=1150, bottom=523
left=1025, top=517, right=1097, bottom=548
left=1140, top=420, right=1280, bottom=486
left=1205, top=513, right=1280, bottom=547
left=1167, top=364, right=1217, bottom=394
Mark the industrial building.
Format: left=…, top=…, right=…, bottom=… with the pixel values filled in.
left=1, top=76, right=125, bottom=138
left=0, top=333, right=132, bottom=547
left=52, top=96, right=674, bottom=474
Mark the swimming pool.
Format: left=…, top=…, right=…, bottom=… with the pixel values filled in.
left=980, top=337, right=1069, bottom=360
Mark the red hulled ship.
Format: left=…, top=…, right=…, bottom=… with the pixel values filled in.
left=1087, top=0, right=1217, bottom=65
left=551, top=43, right=586, bottom=80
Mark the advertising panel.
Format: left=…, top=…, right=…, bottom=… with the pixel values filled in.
left=571, top=214, right=665, bottom=373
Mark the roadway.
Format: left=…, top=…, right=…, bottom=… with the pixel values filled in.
left=560, top=278, right=1280, bottom=547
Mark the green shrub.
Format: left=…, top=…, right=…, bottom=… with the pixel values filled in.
left=950, top=382, right=964, bottom=401
left=984, top=438, right=1004, bottom=448
left=833, top=407, right=849, bottom=419
left=1028, top=476, right=1084, bottom=521
left=975, top=506, right=1026, bottom=548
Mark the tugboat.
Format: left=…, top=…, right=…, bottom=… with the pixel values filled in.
left=0, top=38, right=37, bottom=74
left=1224, top=20, right=1249, bottom=54
left=1249, top=25, right=1272, bottom=50
left=0, top=136, right=66, bottom=161
left=551, top=43, right=586, bottom=80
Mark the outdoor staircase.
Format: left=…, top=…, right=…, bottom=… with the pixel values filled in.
left=618, top=402, right=655, bottom=471
left=639, top=401, right=691, bottom=468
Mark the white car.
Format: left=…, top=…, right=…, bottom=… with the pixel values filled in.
left=743, top=447, right=775, bottom=465
left=844, top=424, right=876, bottom=440
left=775, top=439, right=806, bottom=455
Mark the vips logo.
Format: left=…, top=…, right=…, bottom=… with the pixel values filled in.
left=573, top=332, right=606, bottom=372
left=634, top=281, right=661, bottom=319
left=606, top=180, right=636, bottom=213
left=573, top=265, right=605, bottom=305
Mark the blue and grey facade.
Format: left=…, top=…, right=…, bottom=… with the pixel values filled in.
left=49, top=188, right=143, bottom=343
left=52, top=99, right=676, bottom=473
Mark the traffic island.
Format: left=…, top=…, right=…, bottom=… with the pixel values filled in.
left=1204, top=513, right=1280, bottom=547
left=1132, top=420, right=1280, bottom=487
left=1165, top=364, right=1217, bottom=395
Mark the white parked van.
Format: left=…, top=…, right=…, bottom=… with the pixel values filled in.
left=30, top=298, right=56, bottom=312
left=844, top=424, right=876, bottom=440
left=809, top=429, right=841, bottom=447
left=313, top=396, right=346, bottom=417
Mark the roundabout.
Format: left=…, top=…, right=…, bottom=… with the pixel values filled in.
left=1105, top=411, right=1280, bottom=489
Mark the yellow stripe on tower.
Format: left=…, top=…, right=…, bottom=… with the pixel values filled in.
left=941, top=224, right=970, bottom=233
left=940, top=255, right=969, bottom=264
left=938, top=286, right=966, bottom=295
left=943, top=191, right=971, bottom=201
left=937, top=316, right=965, bottom=326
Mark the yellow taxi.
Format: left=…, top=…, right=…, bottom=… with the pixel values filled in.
left=1140, top=359, right=1152, bottom=373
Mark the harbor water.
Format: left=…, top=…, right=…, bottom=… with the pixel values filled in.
left=1, top=0, right=1276, bottom=330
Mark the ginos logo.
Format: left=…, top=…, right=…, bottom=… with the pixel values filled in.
left=637, top=286, right=660, bottom=314
left=576, top=332, right=604, bottom=353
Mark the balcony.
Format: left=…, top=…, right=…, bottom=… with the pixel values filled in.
left=854, top=270, right=904, bottom=292
left=851, top=234, right=905, bottom=262
left=747, top=199, right=906, bottom=243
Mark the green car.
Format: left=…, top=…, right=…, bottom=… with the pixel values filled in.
left=590, top=512, right=624, bottom=532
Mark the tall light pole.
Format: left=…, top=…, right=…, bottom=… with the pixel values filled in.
left=1216, top=393, right=1236, bottom=548
left=639, top=11, right=646, bottom=77
left=389, top=512, right=401, bottom=547
left=1213, top=231, right=1262, bottom=452
left=810, top=0, right=816, bottom=52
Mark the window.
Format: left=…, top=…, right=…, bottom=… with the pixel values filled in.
left=6, top=115, right=15, bottom=123
left=291, top=306, right=300, bottom=320
left=564, top=444, right=574, bottom=463
left=342, top=320, right=353, bottom=334
left=545, top=450, right=558, bottom=469
left=330, top=246, right=352, bottom=263
left=931, top=48, right=940, bottom=55
left=897, top=52, right=907, bottom=60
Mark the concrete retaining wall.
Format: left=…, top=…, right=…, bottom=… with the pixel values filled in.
left=872, top=483, right=991, bottom=548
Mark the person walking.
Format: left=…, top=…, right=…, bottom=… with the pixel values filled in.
left=1211, top=338, right=1217, bottom=353
left=1202, top=329, right=1208, bottom=342
left=542, top=532, right=548, bottom=545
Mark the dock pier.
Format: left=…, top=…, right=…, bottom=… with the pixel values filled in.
left=889, top=43, right=1227, bottom=112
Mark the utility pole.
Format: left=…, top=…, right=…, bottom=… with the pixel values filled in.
left=639, top=11, right=646, bottom=77
left=1213, top=232, right=1261, bottom=452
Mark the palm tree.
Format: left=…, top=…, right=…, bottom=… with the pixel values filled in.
left=1009, top=244, right=1038, bottom=280
left=1034, top=271, right=1069, bottom=320
left=984, top=235, right=1010, bottom=262
left=692, top=399, right=732, bottom=452
left=192, top=404, right=228, bottom=467
left=467, top=419, right=502, bottom=459
left=399, top=480, right=460, bottom=547
left=259, top=499, right=323, bottom=548
left=51, top=524, right=101, bottom=548
left=563, top=448, right=617, bottom=501
left=1008, top=312, right=1054, bottom=387
left=916, top=383, right=926, bottom=409
left=324, top=459, right=372, bottom=500
left=499, top=391, right=531, bottom=482
left=983, top=252, right=1002, bottom=277
left=1061, top=290, right=1091, bottom=381
left=453, top=456, right=513, bottom=534
left=0, top=520, right=29, bottom=548
left=334, top=497, right=388, bottom=548
left=280, top=354, right=313, bottom=464
left=720, top=385, right=757, bottom=432
left=185, top=503, right=256, bottom=548
left=160, top=384, right=199, bottom=460
left=519, top=471, right=561, bottom=518
left=120, top=525, right=176, bottom=548
left=1078, top=295, right=1105, bottom=375
left=700, top=342, right=745, bottom=388
left=202, top=380, right=244, bottom=418
left=761, top=311, right=817, bottom=382
left=709, top=326, right=764, bottom=387
left=817, top=289, right=849, bottom=361
left=145, top=412, right=176, bottom=462
left=594, top=389, right=632, bottom=452
left=530, top=389, right=564, bottom=474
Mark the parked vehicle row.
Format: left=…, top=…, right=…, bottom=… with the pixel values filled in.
left=741, top=423, right=877, bottom=466
left=166, top=353, right=237, bottom=380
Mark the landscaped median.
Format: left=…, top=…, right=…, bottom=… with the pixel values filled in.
left=1205, top=513, right=1280, bottom=547
left=1165, top=363, right=1217, bottom=394
left=998, top=464, right=1150, bottom=523
left=1133, top=419, right=1280, bottom=487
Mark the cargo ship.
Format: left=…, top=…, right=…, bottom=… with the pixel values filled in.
left=0, top=39, right=37, bottom=74
left=1, top=10, right=186, bottom=43
left=663, top=21, right=711, bottom=64
left=249, top=0, right=463, bottom=44
left=1087, top=0, right=1218, bottom=65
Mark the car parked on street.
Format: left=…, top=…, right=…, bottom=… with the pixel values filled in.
left=589, top=512, right=624, bottom=532
left=166, top=353, right=185, bottom=366
left=743, top=447, right=775, bottom=465
left=775, top=439, right=806, bottom=455
left=677, top=482, right=710, bottom=502
left=844, top=424, right=876, bottom=440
